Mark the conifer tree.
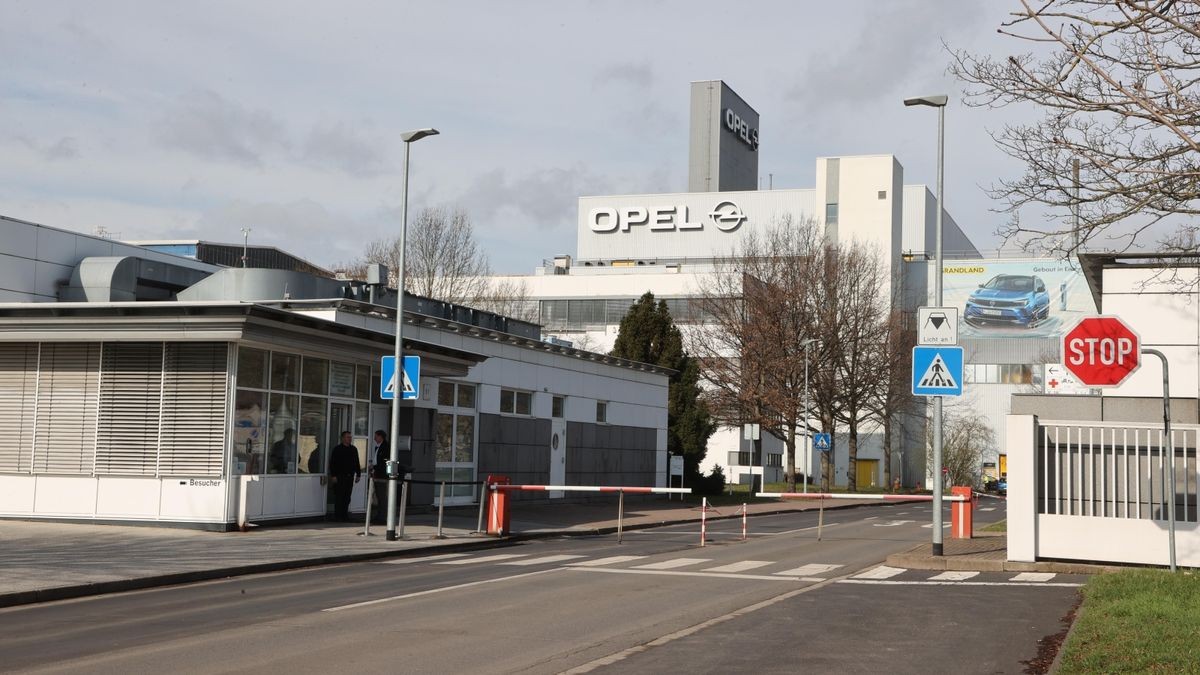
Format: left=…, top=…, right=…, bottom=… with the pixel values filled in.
left=612, top=292, right=716, bottom=477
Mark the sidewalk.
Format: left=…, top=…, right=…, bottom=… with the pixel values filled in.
left=0, top=496, right=898, bottom=608
left=885, top=532, right=1122, bottom=574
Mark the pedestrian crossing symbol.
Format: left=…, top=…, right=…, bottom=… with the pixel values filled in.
left=380, top=355, right=420, bottom=400
left=911, top=346, right=964, bottom=397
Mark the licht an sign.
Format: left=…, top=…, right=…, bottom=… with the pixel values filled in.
left=588, top=200, right=747, bottom=234
left=724, top=109, right=759, bottom=151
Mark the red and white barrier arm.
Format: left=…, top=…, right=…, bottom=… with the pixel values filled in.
left=755, top=492, right=967, bottom=502
left=492, top=485, right=691, bottom=494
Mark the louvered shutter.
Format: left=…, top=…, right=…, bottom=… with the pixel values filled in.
left=95, top=343, right=163, bottom=476
left=0, top=343, right=38, bottom=472
left=160, top=343, right=228, bottom=476
left=33, top=343, right=101, bottom=474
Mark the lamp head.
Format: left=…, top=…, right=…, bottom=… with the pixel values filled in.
left=401, top=128, right=440, bottom=143
left=904, top=95, right=949, bottom=108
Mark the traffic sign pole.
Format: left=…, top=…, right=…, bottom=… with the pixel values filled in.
left=1142, top=348, right=1177, bottom=572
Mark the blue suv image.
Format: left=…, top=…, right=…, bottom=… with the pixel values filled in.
left=964, top=274, right=1050, bottom=328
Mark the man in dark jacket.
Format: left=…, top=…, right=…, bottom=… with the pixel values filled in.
left=329, top=431, right=361, bottom=521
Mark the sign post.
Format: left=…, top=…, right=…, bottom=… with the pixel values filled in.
left=1061, top=316, right=1175, bottom=570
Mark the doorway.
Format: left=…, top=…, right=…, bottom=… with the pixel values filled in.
left=856, top=459, right=879, bottom=488
left=326, top=401, right=354, bottom=514
left=550, top=417, right=566, bottom=498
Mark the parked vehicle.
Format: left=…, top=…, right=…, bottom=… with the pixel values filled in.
left=964, top=274, right=1050, bottom=328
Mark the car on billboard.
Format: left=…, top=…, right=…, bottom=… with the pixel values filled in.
left=964, top=274, right=1050, bottom=328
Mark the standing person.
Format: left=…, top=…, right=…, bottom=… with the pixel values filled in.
left=329, top=431, right=361, bottom=521
left=369, top=429, right=389, bottom=523
left=268, top=428, right=296, bottom=474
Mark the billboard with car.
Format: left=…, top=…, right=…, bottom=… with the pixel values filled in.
left=941, top=259, right=1097, bottom=339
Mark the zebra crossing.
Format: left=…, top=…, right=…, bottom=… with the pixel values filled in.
left=381, top=552, right=1081, bottom=586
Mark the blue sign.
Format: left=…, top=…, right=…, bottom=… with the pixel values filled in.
left=380, top=355, right=420, bottom=400
left=813, top=433, right=832, bottom=452
left=912, top=346, right=964, bottom=397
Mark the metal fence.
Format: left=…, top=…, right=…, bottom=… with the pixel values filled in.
left=1038, top=421, right=1198, bottom=522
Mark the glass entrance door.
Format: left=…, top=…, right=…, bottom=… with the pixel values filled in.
left=326, top=401, right=353, bottom=514
left=435, top=381, right=478, bottom=505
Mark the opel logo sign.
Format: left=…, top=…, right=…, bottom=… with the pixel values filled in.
left=709, top=201, right=747, bottom=232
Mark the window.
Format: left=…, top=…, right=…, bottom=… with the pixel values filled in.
left=728, top=451, right=751, bottom=466
left=552, top=396, right=564, bottom=418
left=329, top=362, right=355, bottom=397
left=439, top=382, right=456, bottom=407
left=234, top=389, right=266, bottom=475
left=457, top=385, right=476, bottom=409
left=268, top=393, right=299, bottom=474
left=877, top=190, right=887, bottom=200
left=237, top=347, right=266, bottom=389
left=825, top=203, right=839, bottom=225
left=301, top=357, right=328, bottom=395
left=355, top=365, right=371, bottom=401
left=0, top=343, right=38, bottom=473
left=596, top=401, right=607, bottom=423
left=96, top=343, right=163, bottom=476
left=270, top=352, right=299, bottom=392
left=299, top=396, right=327, bottom=474
left=767, top=453, right=783, bottom=468
left=500, top=388, right=532, bottom=415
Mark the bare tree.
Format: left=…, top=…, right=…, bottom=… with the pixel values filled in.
left=929, top=403, right=995, bottom=489
left=951, top=0, right=1200, bottom=256
left=865, top=306, right=918, bottom=490
left=340, top=207, right=539, bottom=323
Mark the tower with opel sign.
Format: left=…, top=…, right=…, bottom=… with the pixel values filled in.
left=689, top=80, right=760, bottom=192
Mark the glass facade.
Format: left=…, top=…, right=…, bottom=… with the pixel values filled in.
left=435, top=380, right=478, bottom=500
left=236, top=346, right=374, bottom=476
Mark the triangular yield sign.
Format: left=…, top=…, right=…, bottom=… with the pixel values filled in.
left=919, top=353, right=958, bottom=389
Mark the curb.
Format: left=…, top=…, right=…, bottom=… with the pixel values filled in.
left=0, top=498, right=906, bottom=609
left=885, top=542, right=1124, bottom=574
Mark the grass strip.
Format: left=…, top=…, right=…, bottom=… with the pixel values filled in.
left=1058, top=569, right=1200, bottom=673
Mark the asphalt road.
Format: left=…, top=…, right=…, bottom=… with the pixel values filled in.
left=0, top=502, right=1082, bottom=674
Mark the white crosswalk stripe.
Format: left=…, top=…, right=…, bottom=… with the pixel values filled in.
left=703, top=560, right=773, bottom=573
left=854, top=565, right=905, bottom=580
left=1010, top=572, right=1056, bottom=582
left=499, top=554, right=586, bottom=566
left=435, top=553, right=529, bottom=565
left=633, top=557, right=711, bottom=570
left=928, top=571, right=979, bottom=581
left=774, top=563, right=843, bottom=577
left=566, top=555, right=646, bottom=567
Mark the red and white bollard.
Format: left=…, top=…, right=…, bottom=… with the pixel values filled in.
left=741, top=503, right=748, bottom=541
left=701, top=497, right=707, bottom=547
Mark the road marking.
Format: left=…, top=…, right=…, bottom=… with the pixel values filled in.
left=703, top=560, right=773, bottom=573
left=854, top=565, right=905, bottom=580
left=864, top=516, right=878, bottom=520
left=774, top=522, right=841, bottom=535
left=569, top=568, right=806, bottom=582
left=566, top=555, right=646, bottom=567
left=838, top=579, right=1083, bottom=588
left=561, top=573, right=850, bottom=674
left=633, top=558, right=711, bottom=570
left=928, top=571, right=979, bottom=581
left=435, top=553, right=529, bottom=565
left=499, top=554, right=586, bottom=566
left=921, top=523, right=952, bottom=528
left=774, top=563, right=843, bottom=577
left=1011, top=572, right=1056, bottom=582
left=381, top=553, right=469, bottom=564
left=980, top=507, right=997, bottom=512
left=323, top=569, right=557, bottom=612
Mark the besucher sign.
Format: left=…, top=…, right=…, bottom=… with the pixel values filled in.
left=1061, top=316, right=1140, bottom=387
left=588, top=201, right=747, bottom=234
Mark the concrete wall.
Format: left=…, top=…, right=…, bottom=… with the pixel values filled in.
left=688, top=80, right=759, bottom=192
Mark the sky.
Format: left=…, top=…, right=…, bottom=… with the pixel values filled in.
left=0, top=0, right=1033, bottom=273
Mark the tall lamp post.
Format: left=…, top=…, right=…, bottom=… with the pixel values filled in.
left=386, top=127, right=440, bottom=542
left=801, top=338, right=817, bottom=493
left=904, top=94, right=948, bottom=556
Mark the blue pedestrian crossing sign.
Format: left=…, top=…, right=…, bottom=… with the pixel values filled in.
left=912, top=346, right=964, bottom=397
left=813, top=433, right=832, bottom=452
left=380, top=355, right=420, bottom=400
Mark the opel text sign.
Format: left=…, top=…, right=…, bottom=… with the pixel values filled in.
left=1062, top=316, right=1140, bottom=387
left=724, top=108, right=759, bottom=150
left=589, top=201, right=747, bottom=234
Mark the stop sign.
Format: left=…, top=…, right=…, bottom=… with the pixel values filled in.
left=1062, top=316, right=1141, bottom=386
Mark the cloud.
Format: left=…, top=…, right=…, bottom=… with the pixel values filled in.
left=302, top=121, right=392, bottom=177
left=458, top=164, right=614, bottom=228
left=155, top=90, right=288, bottom=167
left=594, top=62, right=654, bottom=89
left=43, top=136, right=79, bottom=160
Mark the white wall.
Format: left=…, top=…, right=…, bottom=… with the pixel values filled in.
left=1101, top=267, right=1200, bottom=399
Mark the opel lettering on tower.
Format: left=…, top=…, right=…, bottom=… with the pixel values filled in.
left=723, top=109, right=760, bottom=150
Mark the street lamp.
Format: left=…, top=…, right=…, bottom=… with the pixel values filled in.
left=386, top=127, right=440, bottom=542
left=905, top=93, right=948, bottom=556
left=240, top=228, right=251, bottom=268
left=801, top=338, right=817, bottom=494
